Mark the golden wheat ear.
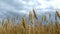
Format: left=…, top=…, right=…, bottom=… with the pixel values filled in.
left=33, top=9, right=38, bottom=20
left=7, top=16, right=10, bottom=22
left=56, top=11, right=60, bottom=18
left=29, top=11, right=32, bottom=20
left=22, top=16, right=26, bottom=28
left=6, top=16, right=11, bottom=29
left=55, top=13, right=57, bottom=21
left=42, top=14, right=46, bottom=22
left=29, top=11, right=34, bottom=24
left=2, top=19, right=4, bottom=27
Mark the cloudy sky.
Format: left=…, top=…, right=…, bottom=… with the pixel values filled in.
left=0, top=0, right=60, bottom=17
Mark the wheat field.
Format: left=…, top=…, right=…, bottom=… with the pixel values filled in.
left=0, top=10, right=60, bottom=34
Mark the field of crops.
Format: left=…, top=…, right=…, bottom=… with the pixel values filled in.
left=0, top=9, right=60, bottom=34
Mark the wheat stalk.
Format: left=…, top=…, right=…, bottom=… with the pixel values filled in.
left=55, top=21, right=59, bottom=34
left=49, top=19, right=53, bottom=34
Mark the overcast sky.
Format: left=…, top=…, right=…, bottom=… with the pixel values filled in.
left=0, top=0, right=60, bottom=15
